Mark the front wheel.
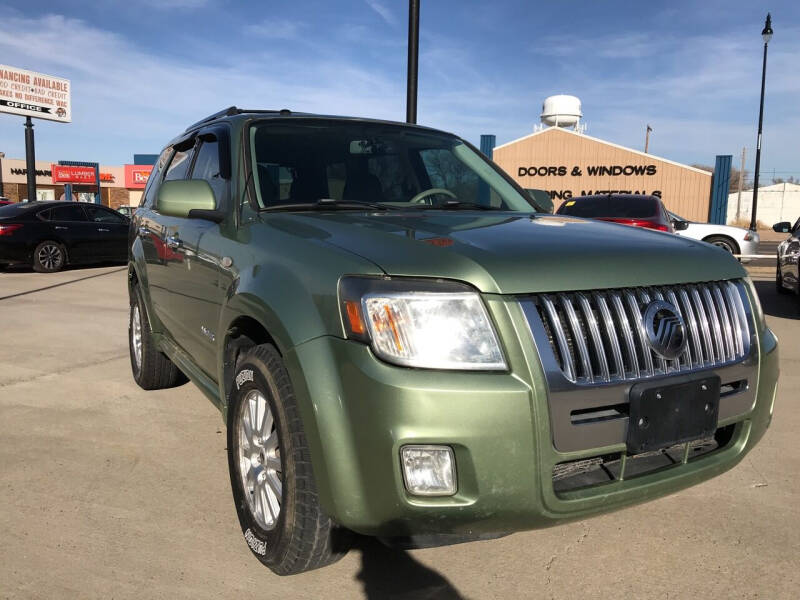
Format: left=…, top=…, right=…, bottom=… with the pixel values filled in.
left=32, top=241, right=66, bottom=272
left=129, top=285, right=187, bottom=389
left=704, top=235, right=739, bottom=256
left=227, top=344, right=350, bottom=575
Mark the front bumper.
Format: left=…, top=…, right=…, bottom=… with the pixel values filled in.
left=284, top=297, right=779, bottom=537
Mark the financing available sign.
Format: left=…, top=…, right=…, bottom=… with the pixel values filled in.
left=0, top=65, right=71, bottom=123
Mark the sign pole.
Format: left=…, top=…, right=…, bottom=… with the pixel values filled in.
left=24, top=116, right=36, bottom=201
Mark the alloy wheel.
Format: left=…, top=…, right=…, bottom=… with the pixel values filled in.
left=131, top=305, right=143, bottom=369
left=37, top=244, right=63, bottom=270
left=237, top=389, right=282, bottom=530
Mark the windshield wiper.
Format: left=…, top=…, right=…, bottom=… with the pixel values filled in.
left=261, top=198, right=399, bottom=212
left=411, top=199, right=505, bottom=211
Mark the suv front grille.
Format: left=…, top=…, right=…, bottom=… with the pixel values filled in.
left=534, top=280, right=751, bottom=385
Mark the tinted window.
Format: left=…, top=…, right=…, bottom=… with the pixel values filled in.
left=0, top=203, right=35, bottom=218
left=558, top=196, right=659, bottom=218
left=163, top=147, right=195, bottom=182
left=49, top=205, right=88, bottom=222
left=85, top=205, right=128, bottom=224
left=141, top=149, right=171, bottom=208
left=190, top=138, right=225, bottom=206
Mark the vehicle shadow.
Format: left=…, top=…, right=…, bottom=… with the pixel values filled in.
left=352, top=535, right=466, bottom=600
left=753, top=279, right=799, bottom=319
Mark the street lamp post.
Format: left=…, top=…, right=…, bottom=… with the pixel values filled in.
left=749, top=13, right=773, bottom=231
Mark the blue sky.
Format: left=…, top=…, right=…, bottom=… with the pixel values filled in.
left=0, top=0, right=797, bottom=180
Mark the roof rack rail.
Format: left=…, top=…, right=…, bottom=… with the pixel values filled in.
left=184, top=107, right=292, bottom=131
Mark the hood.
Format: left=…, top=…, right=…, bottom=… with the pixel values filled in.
left=265, top=212, right=747, bottom=294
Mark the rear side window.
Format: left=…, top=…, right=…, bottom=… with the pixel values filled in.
left=141, top=149, right=171, bottom=208
left=191, top=138, right=226, bottom=207
left=163, top=147, right=195, bottom=182
left=48, top=205, right=88, bottom=222
left=558, top=196, right=658, bottom=218
left=84, top=205, right=127, bottom=224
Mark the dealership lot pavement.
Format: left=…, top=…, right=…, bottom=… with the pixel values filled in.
left=1, top=265, right=798, bottom=599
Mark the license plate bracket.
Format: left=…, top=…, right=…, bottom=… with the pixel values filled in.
left=626, top=374, right=721, bottom=454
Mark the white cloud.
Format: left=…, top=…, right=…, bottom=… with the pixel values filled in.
left=244, top=19, right=302, bottom=40
left=364, top=0, right=396, bottom=26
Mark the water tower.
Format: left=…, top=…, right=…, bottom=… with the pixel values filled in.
left=535, top=95, right=586, bottom=133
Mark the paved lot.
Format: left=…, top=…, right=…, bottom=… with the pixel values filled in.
left=1, top=264, right=798, bottom=599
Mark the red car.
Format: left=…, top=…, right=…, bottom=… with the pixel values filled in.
left=556, top=193, right=674, bottom=232
left=0, top=199, right=12, bottom=207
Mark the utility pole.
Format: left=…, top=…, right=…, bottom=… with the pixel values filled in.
left=24, top=117, right=36, bottom=202
left=735, top=146, right=746, bottom=220
left=644, top=124, right=652, bottom=153
left=406, top=0, right=420, bottom=124
left=750, top=13, right=773, bottom=231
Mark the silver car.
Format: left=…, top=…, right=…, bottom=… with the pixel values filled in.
left=668, top=211, right=760, bottom=259
left=774, top=218, right=800, bottom=296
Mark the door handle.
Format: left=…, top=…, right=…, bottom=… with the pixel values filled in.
left=97, top=228, right=110, bottom=232
left=166, top=235, right=183, bottom=250
left=54, top=226, right=68, bottom=230
left=138, top=226, right=150, bottom=237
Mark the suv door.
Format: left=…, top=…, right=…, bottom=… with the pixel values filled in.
left=39, top=204, right=95, bottom=263
left=83, top=204, right=129, bottom=260
left=141, top=142, right=196, bottom=339
left=164, top=129, right=230, bottom=377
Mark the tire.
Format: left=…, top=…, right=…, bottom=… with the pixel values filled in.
left=32, top=241, right=66, bottom=273
left=129, top=285, right=188, bottom=390
left=776, top=264, right=790, bottom=294
left=704, top=235, right=739, bottom=256
left=227, top=344, right=350, bottom=575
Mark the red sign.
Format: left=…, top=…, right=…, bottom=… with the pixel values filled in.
left=51, top=164, right=96, bottom=184
left=125, top=164, right=153, bottom=189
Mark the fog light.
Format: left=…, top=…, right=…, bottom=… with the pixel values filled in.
left=401, top=445, right=456, bottom=496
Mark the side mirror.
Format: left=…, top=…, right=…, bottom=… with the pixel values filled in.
left=525, top=189, right=554, bottom=214
left=672, top=219, right=689, bottom=231
left=773, top=221, right=791, bottom=233
left=157, top=180, right=223, bottom=222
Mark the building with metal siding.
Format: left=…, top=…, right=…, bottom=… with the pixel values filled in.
left=493, top=127, right=713, bottom=222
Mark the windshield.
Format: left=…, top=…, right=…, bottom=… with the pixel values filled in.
left=248, top=120, right=533, bottom=211
left=0, top=203, right=36, bottom=219
left=557, top=195, right=659, bottom=219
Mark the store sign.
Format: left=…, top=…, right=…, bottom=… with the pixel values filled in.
left=0, top=65, right=71, bottom=123
left=517, top=164, right=658, bottom=177
left=125, top=164, right=153, bottom=189
left=51, top=165, right=96, bottom=184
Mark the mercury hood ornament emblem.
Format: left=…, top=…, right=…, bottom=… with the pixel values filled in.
left=643, top=300, right=687, bottom=360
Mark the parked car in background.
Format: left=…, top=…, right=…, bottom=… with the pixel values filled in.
left=0, top=201, right=129, bottom=272
left=774, top=218, right=800, bottom=296
left=556, top=193, right=673, bottom=232
left=0, top=197, right=12, bottom=206
left=117, top=205, right=137, bottom=218
left=668, top=211, right=759, bottom=258
left=127, top=108, right=778, bottom=575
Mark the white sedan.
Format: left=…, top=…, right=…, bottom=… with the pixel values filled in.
left=668, top=212, right=759, bottom=259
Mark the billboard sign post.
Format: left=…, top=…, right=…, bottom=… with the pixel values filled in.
left=0, top=65, right=71, bottom=202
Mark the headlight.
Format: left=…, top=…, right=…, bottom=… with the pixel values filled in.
left=744, top=276, right=767, bottom=331
left=339, top=277, right=506, bottom=370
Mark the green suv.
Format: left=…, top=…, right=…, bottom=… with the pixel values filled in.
left=128, top=107, right=779, bottom=575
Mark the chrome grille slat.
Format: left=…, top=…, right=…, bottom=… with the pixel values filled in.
left=540, top=294, right=576, bottom=382
left=609, top=292, right=640, bottom=379
left=533, top=281, right=752, bottom=385
left=625, top=290, right=655, bottom=377
left=559, top=294, right=594, bottom=383
left=690, top=286, right=715, bottom=364
left=712, top=283, right=735, bottom=361
left=577, top=293, right=610, bottom=382
left=664, top=288, right=693, bottom=368
left=701, top=286, right=725, bottom=363
left=594, top=292, right=625, bottom=379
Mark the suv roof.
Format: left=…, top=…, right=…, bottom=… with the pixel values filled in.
left=182, top=106, right=447, bottom=136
